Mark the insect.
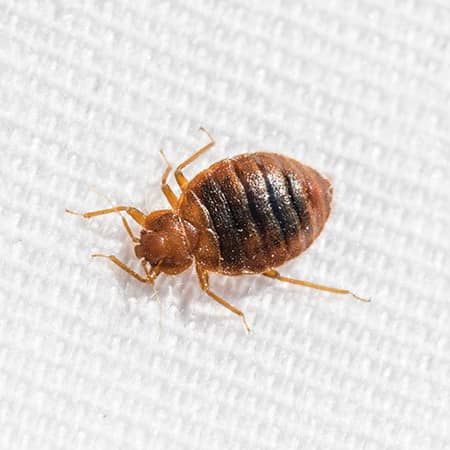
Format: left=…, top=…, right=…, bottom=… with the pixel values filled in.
left=67, top=128, right=368, bottom=332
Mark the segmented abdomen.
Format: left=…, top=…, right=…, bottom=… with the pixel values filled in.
left=179, top=152, right=332, bottom=274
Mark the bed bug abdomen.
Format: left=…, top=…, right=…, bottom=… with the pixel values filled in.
left=179, top=152, right=332, bottom=274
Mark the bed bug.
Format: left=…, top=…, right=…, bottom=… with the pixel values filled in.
left=67, top=128, right=368, bottom=332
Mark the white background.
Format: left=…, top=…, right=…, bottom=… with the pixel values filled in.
left=1, top=1, right=449, bottom=449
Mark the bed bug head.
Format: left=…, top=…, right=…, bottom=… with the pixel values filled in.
left=134, top=210, right=198, bottom=275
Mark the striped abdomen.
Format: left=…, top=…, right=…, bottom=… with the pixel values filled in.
left=178, top=152, right=332, bottom=274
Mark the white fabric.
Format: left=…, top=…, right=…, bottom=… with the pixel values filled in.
left=1, top=1, right=449, bottom=449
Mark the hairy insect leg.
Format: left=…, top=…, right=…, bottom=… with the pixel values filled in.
left=262, top=269, right=370, bottom=302
left=196, top=264, right=251, bottom=333
left=66, top=206, right=146, bottom=227
left=175, top=127, right=215, bottom=191
left=91, top=254, right=150, bottom=283
left=159, top=149, right=179, bottom=209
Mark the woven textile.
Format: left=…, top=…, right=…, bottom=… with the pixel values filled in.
left=1, top=1, right=449, bottom=449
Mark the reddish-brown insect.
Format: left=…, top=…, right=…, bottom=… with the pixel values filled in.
left=67, top=128, right=368, bottom=332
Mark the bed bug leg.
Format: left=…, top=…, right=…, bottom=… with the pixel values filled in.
left=91, top=254, right=161, bottom=285
left=174, top=127, right=215, bottom=191
left=196, top=264, right=251, bottom=333
left=66, top=206, right=147, bottom=228
left=91, top=254, right=150, bottom=283
left=159, top=149, right=179, bottom=209
left=262, top=269, right=370, bottom=302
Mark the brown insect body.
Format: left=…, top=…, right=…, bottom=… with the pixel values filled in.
left=137, top=153, right=332, bottom=277
left=68, top=130, right=367, bottom=333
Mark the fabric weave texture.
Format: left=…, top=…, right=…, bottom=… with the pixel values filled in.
left=0, top=1, right=449, bottom=449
